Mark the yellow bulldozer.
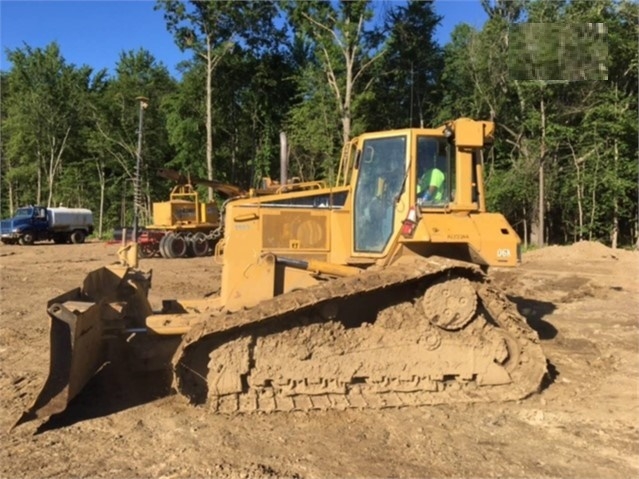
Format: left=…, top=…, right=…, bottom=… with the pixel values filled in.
left=16, top=118, right=547, bottom=427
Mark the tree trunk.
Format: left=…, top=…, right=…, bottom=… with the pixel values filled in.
left=537, top=161, right=545, bottom=247
left=588, top=151, right=600, bottom=241
left=522, top=207, right=528, bottom=249
left=232, top=125, right=238, bottom=184
left=611, top=139, right=619, bottom=249
left=37, top=153, right=42, bottom=205
left=47, top=149, right=55, bottom=208
left=206, top=36, right=214, bottom=201
left=96, top=161, right=105, bottom=238
left=121, top=186, right=127, bottom=227
left=46, top=127, right=70, bottom=208
left=342, top=61, right=352, bottom=147
left=9, top=181, right=14, bottom=216
left=537, top=95, right=546, bottom=248
left=574, top=156, right=584, bottom=241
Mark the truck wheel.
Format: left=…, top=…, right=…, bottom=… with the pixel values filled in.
left=191, top=232, right=210, bottom=257
left=71, top=230, right=85, bottom=244
left=159, top=234, right=172, bottom=258
left=19, top=233, right=35, bottom=245
left=138, top=242, right=157, bottom=258
left=169, top=235, right=188, bottom=258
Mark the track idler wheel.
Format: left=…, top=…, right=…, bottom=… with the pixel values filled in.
left=422, top=277, right=478, bottom=330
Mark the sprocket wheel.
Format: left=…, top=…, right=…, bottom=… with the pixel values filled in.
left=422, top=277, right=478, bottom=330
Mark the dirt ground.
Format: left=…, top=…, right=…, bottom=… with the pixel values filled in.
left=0, top=239, right=637, bottom=478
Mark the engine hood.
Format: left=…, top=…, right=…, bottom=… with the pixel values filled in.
left=0, top=217, right=29, bottom=234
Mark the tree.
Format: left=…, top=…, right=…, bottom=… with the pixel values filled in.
left=212, top=49, right=297, bottom=187
left=87, top=49, right=176, bottom=232
left=285, top=57, right=342, bottom=182
left=438, top=0, right=638, bottom=248
left=156, top=0, right=282, bottom=199
left=3, top=43, right=92, bottom=208
left=287, top=0, right=386, bottom=147
left=364, top=0, right=443, bottom=130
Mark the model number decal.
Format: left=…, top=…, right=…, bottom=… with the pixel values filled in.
left=497, top=248, right=512, bottom=258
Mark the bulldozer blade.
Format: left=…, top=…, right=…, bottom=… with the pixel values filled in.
left=12, top=266, right=153, bottom=430
left=13, top=289, right=107, bottom=429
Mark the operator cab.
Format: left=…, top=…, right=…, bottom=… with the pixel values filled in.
left=352, top=132, right=456, bottom=254
left=351, top=121, right=491, bottom=257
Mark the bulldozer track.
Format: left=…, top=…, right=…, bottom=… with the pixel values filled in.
left=172, top=256, right=547, bottom=413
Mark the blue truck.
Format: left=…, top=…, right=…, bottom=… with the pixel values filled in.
left=0, top=205, right=94, bottom=245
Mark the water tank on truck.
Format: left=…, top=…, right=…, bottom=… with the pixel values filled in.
left=48, top=207, right=94, bottom=244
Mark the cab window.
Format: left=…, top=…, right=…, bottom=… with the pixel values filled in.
left=416, top=137, right=455, bottom=207
left=353, top=136, right=406, bottom=253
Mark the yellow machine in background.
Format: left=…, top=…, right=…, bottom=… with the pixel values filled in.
left=133, top=169, right=248, bottom=258
left=151, top=187, right=219, bottom=227
left=138, top=182, right=221, bottom=258
left=16, top=118, right=546, bottom=427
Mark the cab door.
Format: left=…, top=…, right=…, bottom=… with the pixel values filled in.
left=352, top=135, right=407, bottom=254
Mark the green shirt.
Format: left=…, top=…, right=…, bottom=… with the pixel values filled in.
left=418, top=168, right=445, bottom=202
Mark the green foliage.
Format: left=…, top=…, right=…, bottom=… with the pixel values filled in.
left=438, top=0, right=637, bottom=247
left=362, top=0, right=444, bottom=129
left=285, top=61, right=341, bottom=183
left=3, top=43, right=93, bottom=209
left=285, top=0, right=385, bottom=148
left=161, top=64, right=207, bottom=173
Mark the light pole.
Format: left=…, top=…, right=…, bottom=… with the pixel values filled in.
left=132, top=96, right=148, bottom=242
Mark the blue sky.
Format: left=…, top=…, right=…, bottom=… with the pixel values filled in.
left=0, top=0, right=488, bottom=78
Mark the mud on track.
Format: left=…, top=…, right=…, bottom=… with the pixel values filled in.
left=1, top=240, right=638, bottom=478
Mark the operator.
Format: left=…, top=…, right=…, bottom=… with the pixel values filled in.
left=416, top=141, right=445, bottom=204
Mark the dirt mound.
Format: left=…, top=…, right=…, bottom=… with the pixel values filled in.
left=522, top=241, right=639, bottom=267
left=524, top=240, right=637, bottom=264
left=493, top=241, right=638, bottom=306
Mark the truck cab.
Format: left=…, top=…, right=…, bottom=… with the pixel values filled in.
left=0, top=206, right=47, bottom=245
